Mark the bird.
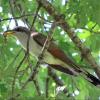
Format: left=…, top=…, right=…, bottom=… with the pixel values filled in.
left=3, top=26, right=100, bottom=86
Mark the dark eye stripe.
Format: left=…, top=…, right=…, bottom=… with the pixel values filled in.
left=13, top=27, right=30, bottom=35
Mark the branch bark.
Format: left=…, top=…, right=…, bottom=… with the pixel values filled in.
left=36, top=0, right=100, bottom=79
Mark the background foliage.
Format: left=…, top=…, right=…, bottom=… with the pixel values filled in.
left=0, top=0, right=100, bottom=99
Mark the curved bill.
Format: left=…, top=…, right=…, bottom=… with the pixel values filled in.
left=3, top=30, right=15, bottom=37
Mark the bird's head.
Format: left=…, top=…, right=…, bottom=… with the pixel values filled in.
left=3, top=26, right=30, bottom=38
left=3, top=26, right=31, bottom=44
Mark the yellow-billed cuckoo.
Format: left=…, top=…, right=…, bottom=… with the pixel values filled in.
left=3, top=26, right=100, bottom=86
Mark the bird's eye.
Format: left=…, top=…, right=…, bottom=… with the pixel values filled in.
left=13, top=27, right=29, bottom=34
left=14, top=28, right=21, bottom=32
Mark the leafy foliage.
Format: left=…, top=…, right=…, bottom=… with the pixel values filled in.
left=0, top=0, right=100, bottom=100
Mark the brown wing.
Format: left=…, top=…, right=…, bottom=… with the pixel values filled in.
left=33, top=33, right=79, bottom=68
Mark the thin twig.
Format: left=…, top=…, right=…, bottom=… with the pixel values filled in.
left=7, top=48, right=23, bottom=69
left=30, top=3, right=41, bottom=30
left=90, top=23, right=97, bottom=31
left=6, top=19, right=12, bottom=30
left=11, top=53, right=28, bottom=97
left=0, top=13, right=34, bottom=22
left=0, top=14, right=52, bottom=24
left=9, top=0, right=18, bottom=26
left=13, top=1, right=31, bottom=28
left=33, top=79, right=41, bottom=96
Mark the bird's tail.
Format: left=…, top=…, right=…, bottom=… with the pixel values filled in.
left=48, top=64, right=100, bottom=86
